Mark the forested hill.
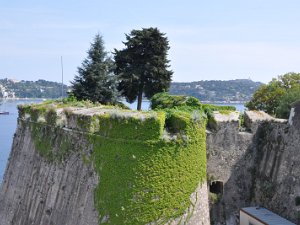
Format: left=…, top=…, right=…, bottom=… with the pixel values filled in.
left=169, top=79, right=263, bottom=102
left=0, top=78, right=68, bottom=98
left=0, top=78, right=262, bottom=101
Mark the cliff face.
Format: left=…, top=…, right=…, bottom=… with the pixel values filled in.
left=0, top=120, right=99, bottom=225
left=0, top=103, right=209, bottom=225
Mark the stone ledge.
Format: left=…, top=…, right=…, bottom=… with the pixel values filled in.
left=244, top=111, right=287, bottom=133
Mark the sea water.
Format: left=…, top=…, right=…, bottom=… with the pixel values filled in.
left=0, top=100, right=245, bottom=183
left=0, top=99, right=42, bottom=182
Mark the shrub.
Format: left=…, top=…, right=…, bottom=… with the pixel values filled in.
left=276, top=86, right=300, bottom=119
left=150, top=92, right=201, bottom=110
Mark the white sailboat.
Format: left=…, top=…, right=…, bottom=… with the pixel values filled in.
left=0, top=101, right=9, bottom=115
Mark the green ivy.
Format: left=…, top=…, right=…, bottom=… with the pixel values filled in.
left=30, top=123, right=71, bottom=162
left=91, top=112, right=206, bottom=224
left=95, top=112, right=165, bottom=141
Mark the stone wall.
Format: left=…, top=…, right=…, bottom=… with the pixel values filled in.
left=253, top=108, right=300, bottom=224
left=2, top=100, right=300, bottom=225
left=165, top=182, right=210, bottom=225
left=0, top=103, right=210, bottom=225
left=0, top=120, right=99, bottom=225
left=206, top=109, right=297, bottom=225
left=206, top=111, right=255, bottom=225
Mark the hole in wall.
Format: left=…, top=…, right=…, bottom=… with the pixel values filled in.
left=209, top=181, right=224, bottom=195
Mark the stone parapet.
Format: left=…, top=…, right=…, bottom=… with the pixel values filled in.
left=244, top=110, right=287, bottom=133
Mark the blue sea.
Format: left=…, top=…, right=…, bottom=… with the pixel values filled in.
left=0, top=99, right=42, bottom=182
left=0, top=99, right=245, bottom=183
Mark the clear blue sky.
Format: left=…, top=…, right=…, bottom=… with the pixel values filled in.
left=1, top=0, right=300, bottom=84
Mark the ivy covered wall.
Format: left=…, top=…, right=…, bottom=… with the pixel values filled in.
left=16, top=96, right=217, bottom=224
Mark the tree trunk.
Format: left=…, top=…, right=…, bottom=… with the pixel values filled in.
left=137, top=82, right=144, bottom=111
left=137, top=90, right=143, bottom=110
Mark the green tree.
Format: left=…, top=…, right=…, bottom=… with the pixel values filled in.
left=114, top=27, right=173, bottom=110
left=71, top=34, right=118, bottom=104
left=246, top=79, right=285, bottom=115
left=246, top=72, right=300, bottom=116
left=276, top=86, right=300, bottom=118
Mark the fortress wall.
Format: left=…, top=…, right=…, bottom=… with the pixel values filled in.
left=3, top=100, right=299, bottom=225
left=0, top=120, right=99, bottom=225
left=206, top=111, right=255, bottom=225
left=253, top=105, right=300, bottom=224
left=0, top=103, right=209, bottom=225
left=206, top=109, right=298, bottom=225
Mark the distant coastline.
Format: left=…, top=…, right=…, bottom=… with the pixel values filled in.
left=1, top=78, right=260, bottom=102
left=0, top=98, right=247, bottom=105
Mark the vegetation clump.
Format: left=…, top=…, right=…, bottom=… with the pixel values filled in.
left=114, top=28, right=173, bottom=110
left=246, top=72, right=300, bottom=118
left=91, top=108, right=206, bottom=224
left=150, top=92, right=201, bottom=110
left=150, top=92, right=236, bottom=119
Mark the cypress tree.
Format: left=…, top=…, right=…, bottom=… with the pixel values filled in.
left=114, top=27, right=173, bottom=110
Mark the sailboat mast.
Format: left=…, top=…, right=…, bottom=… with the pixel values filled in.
left=61, top=56, right=64, bottom=99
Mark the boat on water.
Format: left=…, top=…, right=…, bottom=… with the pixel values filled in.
left=0, top=111, right=9, bottom=115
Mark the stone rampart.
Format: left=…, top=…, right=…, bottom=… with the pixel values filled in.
left=206, top=108, right=300, bottom=225
left=0, top=102, right=209, bottom=225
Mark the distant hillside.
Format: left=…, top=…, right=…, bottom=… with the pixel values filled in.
left=0, top=78, right=68, bottom=99
left=169, top=79, right=263, bottom=102
left=0, top=78, right=263, bottom=101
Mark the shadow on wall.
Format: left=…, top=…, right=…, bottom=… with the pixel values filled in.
left=206, top=107, right=299, bottom=225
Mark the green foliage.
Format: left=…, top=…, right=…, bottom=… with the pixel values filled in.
left=91, top=111, right=206, bottom=224
left=96, top=111, right=165, bottom=141
left=276, top=86, right=300, bottom=118
left=209, top=193, right=220, bottom=204
left=246, top=72, right=300, bottom=116
left=114, top=27, right=173, bottom=110
left=18, top=104, right=32, bottom=118
left=45, top=107, right=57, bottom=126
left=31, top=124, right=53, bottom=159
left=31, top=123, right=71, bottom=162
left=151, top=92, right=235, bottom=112
left=200, top=104, right=236, bottom=119
left=71, top=34, right=118, bottom=104
left=246, top=80, right=285, bottom=115
left=30, top=106, right=47, bottom=122
left=239, top=113, right=245, bottom=128
left=278, top=72, right=300, bottom=89
left=165, top=110, right=190, bottom=133
left=151, top=92, right=201, bottom=110
left=63, top=92, right=77, bottom=103
left=150, top=93, right=236, bottom=128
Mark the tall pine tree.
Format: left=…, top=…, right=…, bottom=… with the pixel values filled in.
left=71, top=34, right=118, bottom=104
left=114, top=27, right=173, bottom=110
